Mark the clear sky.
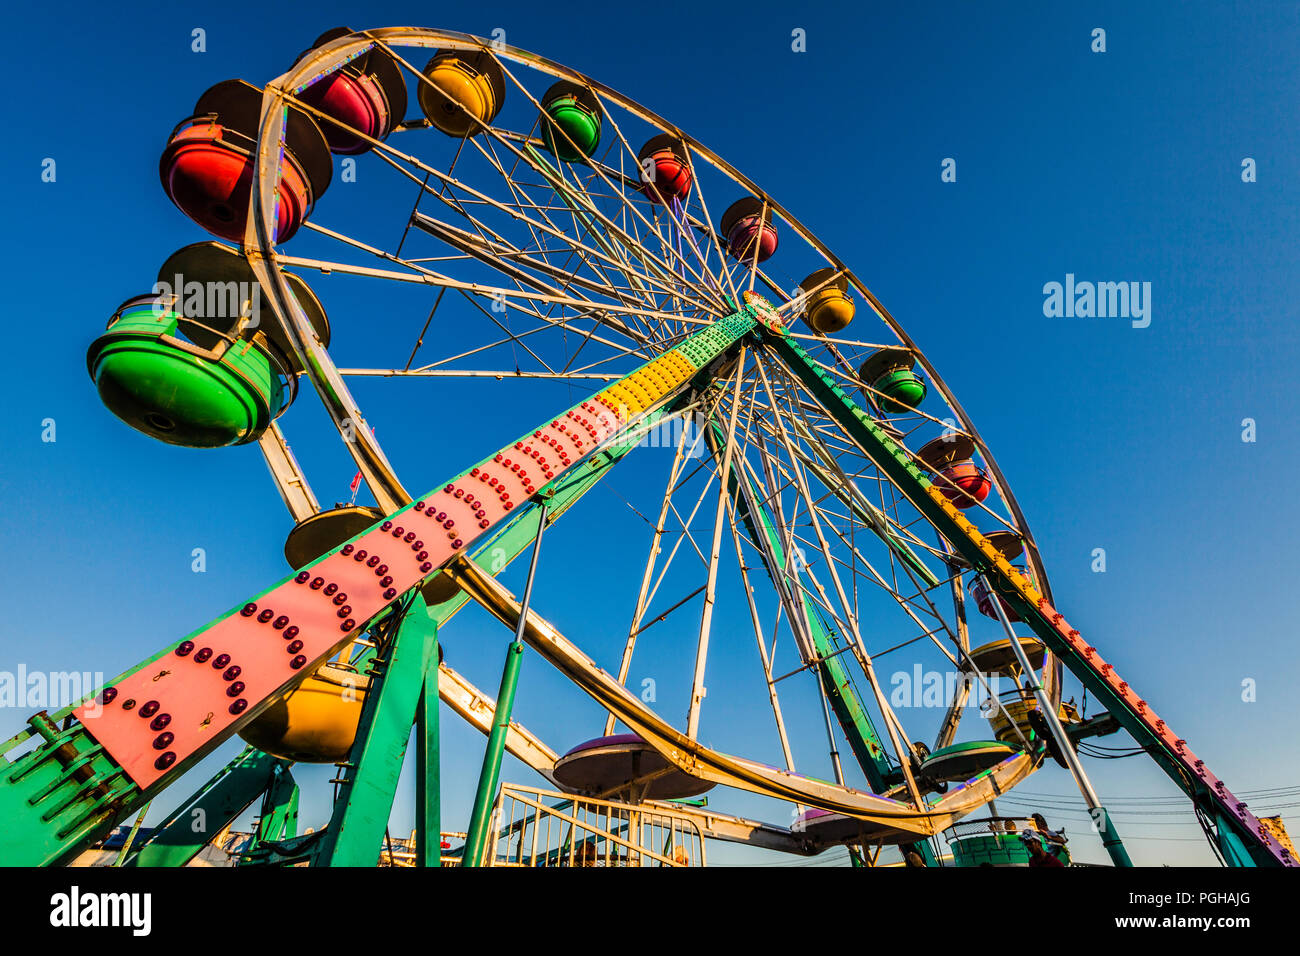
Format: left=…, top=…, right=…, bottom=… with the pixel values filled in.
left=2, top=1, right=1299, bottom=867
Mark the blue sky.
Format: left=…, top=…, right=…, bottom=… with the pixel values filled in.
left=2, top=1, right=1299, bottom=867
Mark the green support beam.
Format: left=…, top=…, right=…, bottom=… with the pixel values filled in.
left=415, top=666, right=440, bottom=868
left=123, top=747, right=289, bottom=868
left=313, top=596, right=440, bottom=867
left=462, top=501, right=549, bottom=868
left=249, top=763, right=299, bottom=850
left=462, top=642, right=525, bottom=868
left=763, top=327, right=1291, bottom=867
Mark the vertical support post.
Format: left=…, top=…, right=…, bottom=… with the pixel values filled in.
left=607, top=413, right=696, bottom=737
left=252, top=765, right=299, bottom=847
left=462, top=499, right=549, bottom=868
left=313, top=595, right=440, bottom=867
left=687, top=350, right=747, bottom=739
left=981, top=574, right=1132, bottom=868
left=719, top=422, right=893, bottom=789
left=815, top=674, right=845, bottom=786
left=1214, top=813, right=1258, bottom=867
left=934, top=556, right=973, bottom=751
left=415, top=651, right=441, bottom=867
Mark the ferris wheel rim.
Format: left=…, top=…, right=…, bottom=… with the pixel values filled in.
left=226, top=25, right=1062, bottom=820
left=240, top=25, right=1052, bottom=599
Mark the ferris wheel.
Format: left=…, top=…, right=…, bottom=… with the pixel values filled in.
left=2, top=26, right=1290, bottom=869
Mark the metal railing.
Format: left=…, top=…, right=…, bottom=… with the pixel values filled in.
left=485, top=783, right=706, bottom=867
left=945, top=816, right=1040, bottom=843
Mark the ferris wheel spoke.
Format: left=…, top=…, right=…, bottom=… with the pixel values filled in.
left=665, top=192, right=735, bottom=306
left=763, top=348, right=1030, bottom=542
left=397, top=119, right=471, bottom=260
left=685, top=348, right=748, bottom=739
left=756, top=357, right=1031, bottom=721
left=440, top=136, right=551, bottom=267
left=716, top=422, right=900, bottom=789
left=406, top=313, right=650, bottom=376
left=757, top=367, right=936, bottom=600
left=781, top=478, right=865, bottom=653
left=553, top=322, right=664, bottom=383
left=632, top=418, right=730, bottom=623
left=805, top=351, right=969, bottom=437
left=722, top=490, right=800, bottom=775
left=338, top=368, right=624, bottom=381
left=783, top=331, right=899, bottom=356
left=458, top=290, right=565, bottom=374
left=676, top=147, right=740, bottom=304
left=553, top=141, right=702, bottom=306
left=276, top=241, right=693, bottom=353
left=663, top=185, right=797, bottom=316
left=747, top=358, right=932, bottom=802
left=571, top=98, right=731, bottom=311
left=617, top=208, right=687, bottom=336
left=461, top=132, right=667, bottom=318
left=413, top=48, right=726, bottom=319
left=468, top=133, right=669, bottom=313
left=529, top=150, right=725, bottom=322
left=676, top=159, right=759, bottom=303
left=818, top=527, right=959, bottom=655
left=407, top=210, right=662, bottom=319
left=365, top=134, right=717, bottom=324
left=779, top=395, right=948, bottom=585
left=653, top=468, right=720, bottom=580
left=542, top=181, right=685, bottom=321
left=604, top=408, right=700, bottom=736
left=934, top=562, right=974, bottom=752
left=537, top=210, right=667, bottom=331
left=752, top=436, right=802, bottom=587
left=742, top=200, right=773, bottom=295
left=761, top=514, right=913, bottom=789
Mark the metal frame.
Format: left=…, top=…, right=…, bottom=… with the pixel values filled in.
left=2, top=27, right=1286, bottom=871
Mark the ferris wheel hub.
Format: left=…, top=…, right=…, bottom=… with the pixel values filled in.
left=741, top=290, right=785, bottom=332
